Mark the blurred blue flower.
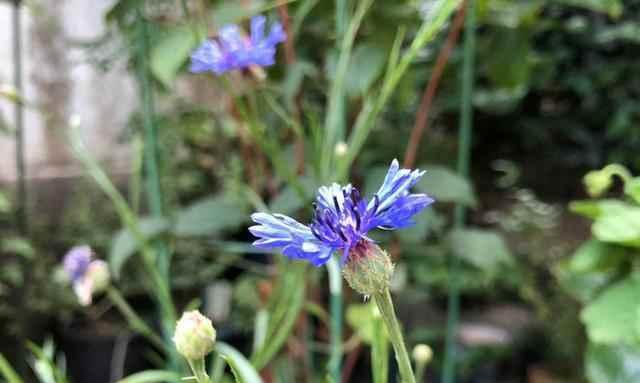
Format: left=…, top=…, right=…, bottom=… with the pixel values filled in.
left=249, top=160, right=434, bottom=266
left=63, top=245, right=92, bottom=283
left=190, top=15, right=286, bottom=75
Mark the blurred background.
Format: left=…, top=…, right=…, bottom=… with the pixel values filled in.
left=0, top=0, right=639, bottom=382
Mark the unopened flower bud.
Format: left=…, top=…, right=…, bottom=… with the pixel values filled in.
left=342, top=242, right=394, bottom=296
left=174, top=310, right=217, bottom=361
left=335, top=141, right=348, bottom=157
left=412, top=344, right=433, bottom=365
left=584, top=170, right=612, bottom=197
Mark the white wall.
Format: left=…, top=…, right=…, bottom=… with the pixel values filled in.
left=0, top=0, right=136, bottom=182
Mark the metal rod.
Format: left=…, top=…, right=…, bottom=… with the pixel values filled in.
left=13, top=0, right=26, bottom=233
left=442, top=1, right=476, bottom=382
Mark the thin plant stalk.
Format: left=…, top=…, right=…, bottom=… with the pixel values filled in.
left=373, top=289, right=415, bottom=383
left=187, top=358, right=209, bottom=383
left=68, top=125, right=176, bottom=342
left=107, top=287, right=165, bottom=351
left=336, top=0, right=461, bottom=181
left=135, top=7, right=176, bottom=358
left=321, top=0, right=373, bottom=181
left=326, top=256, right=343, bottom=382
left=403, top=2, right=467, bottom=169
left=442, top=1, right=476, bottom=382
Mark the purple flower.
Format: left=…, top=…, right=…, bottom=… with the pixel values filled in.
left=190, top=15, right=286, bottom=75
left=63, top=245, right=93, bottom=283
left=249, top=160, right=434, bottom=266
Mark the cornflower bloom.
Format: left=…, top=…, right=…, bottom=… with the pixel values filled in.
left=190, top=15, right=286, bottom=75
left=249, top=160, right=434, bottom=267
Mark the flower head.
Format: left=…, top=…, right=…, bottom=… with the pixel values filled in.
left=249, top=159, right=434, bottom=267
left=63, top=246, right=110, bottom=306
left=63, top=245, right=93, bottom=283
left=190, top=15, right=286, bottom=75
left=174, top=310, right=217, bottom=361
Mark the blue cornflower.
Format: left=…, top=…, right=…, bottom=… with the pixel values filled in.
left=190, top=15, right=286, bottom=75
left=63, top=245, right=92, bottom=283
left=249, top=160, right=434, bottom=267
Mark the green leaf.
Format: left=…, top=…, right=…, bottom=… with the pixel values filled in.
left=216, top=342, right=263, bottom=383
left=346, top=302, right=388, bottom=383
left=570, top=199, right=633, bottom=220
left=251, top=262, right=306, bottom=369
left=597, top=22, right=640, bottom=44
left=150, top=25, right=200, bottom=87
left=0, top=192, right=11, bottom=213
left=173, top=195, right=248, bottom=237
left=553, top=0, right=623, bottom=18
left=268, top=177, right=317, bottom=216
left=417, top=165, right=477, bottom=207
left=448, top=229, right=513, bottom=273
left=110, top=217, right=170, bottom=278
left=581, top=275, right=640, bottom=345
left=567, top=240, right=625, bottom=274
left=486, top=27, right=532, bottom=89
left=0, top=353, right=23, bottom=383
left=346, top=302, right=379, bottom=344
left=593, top=207, right=640, bottom=247
left=2, top=237, right=35, bottom=259
left=625, top=178, right=640, bottom=204
left=116, top=370, right=181, bottom=383
left=345, top=44, right=386, bottom=97
left=586, top=343, right=640, bottom=383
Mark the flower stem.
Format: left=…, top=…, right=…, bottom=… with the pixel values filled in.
left=187, top=358, right=209, bottom=383
left=373, top=289, right=415, bottom=383
left=327, top=256, right=343, bottom=382
left=107, top=287, right=165, bottom=351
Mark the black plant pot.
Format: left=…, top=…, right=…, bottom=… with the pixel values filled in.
left=57, top=321, right=154, bottom=383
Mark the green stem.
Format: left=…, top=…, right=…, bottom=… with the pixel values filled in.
left=187, top=358, right=209, bottom=383
left=443, top=1, right=475, bottom=382
left=107, top=287, right=165, bottom=351
left=603, top=164, right=632, bottom=183
left=135, top=6, right=177, bottom=358
left=373, top=289, right=415, bottom=383
left=68, top=126, right=176, bottom=347
left=415, top=362, right=426, bottom=383
left=327, top=256, right=342, bottom=382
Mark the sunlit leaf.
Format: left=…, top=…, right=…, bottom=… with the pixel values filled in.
left=448, top=229, right=513, bottom=273
left=216, top=342, right=263, bottom=383
left=151, top=25, right=201, bottom=87
left=581, top=275, right=640, bottom=345
left=586, top=343, right=640, bottom=383
left=417, top=165, right=477, bottom=207
left=173, top=195, right=248, bottom=237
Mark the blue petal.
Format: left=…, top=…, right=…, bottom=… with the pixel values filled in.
left=266, top=22, right=286, bottom=47
left=250, top=212, right=334, bottom=266
left=250, top=15, right=266, bottom=46
left=315, top=183, right=353, bottom=216
left=190, top=41, right=223, bottom=73
left=373, top=194, right=435, bottom=229
left=365, top=159, right=432, bottom=230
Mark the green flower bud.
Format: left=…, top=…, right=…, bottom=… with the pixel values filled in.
left=412, top=344, right=433, bottom=365
left=173, top=311, right=217, bottom=361
left=342, top=242, right=394, bottom=296
left=584, top=170, right=612, bottom=197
